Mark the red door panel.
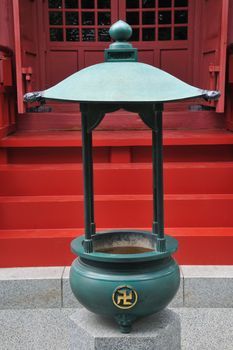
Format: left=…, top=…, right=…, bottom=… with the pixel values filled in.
left=138, top=50, right=155, bottom=65
left=199, top=0, right=228, bottom=112
left=44, top=0, right=192, bottom=87
left=119, top=0, right=192, bottom=83
left=13, top=0, right=41, bottom=113
left=43, top=0, right=118, bottom=111
left=160, top=49, right=189, bottom=83
left=14, top=1, right=229, bottom=117
left=19, top=0, right=39, bottom=91
left=46, top=50, right=78, bottom=88
left=84, top=50, right=105, bottom=67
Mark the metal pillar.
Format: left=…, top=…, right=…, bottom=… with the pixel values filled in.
left=87, top=130, right=96, bottom=235
left=81, top=111, right=95, bottom=253
left=152, top=107, right=166, bottom=252
left=152, top=128, right=158, bottom=236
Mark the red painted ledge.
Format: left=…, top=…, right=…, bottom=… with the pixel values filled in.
left=0, top=227, right=232, bottom=267
left=1, top=129, right=233, bottom=148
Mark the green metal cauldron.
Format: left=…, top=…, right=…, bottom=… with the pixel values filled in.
left=70, top=230, right=180, bottom=333
left=24, top=20, right=219, bottom=334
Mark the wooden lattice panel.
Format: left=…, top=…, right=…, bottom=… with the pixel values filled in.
left=47, top=0, right=189, bottom=42
left=48, top=0, right=113, bottom=42
left=124, top=0, right=188, bottom=41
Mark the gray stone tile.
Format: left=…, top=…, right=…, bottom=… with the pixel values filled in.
left=182, top=265, right=233, bottom=307
left=62, top=266, right=82, bottom=308
left=0, top=267, right=64, bottom=309
left=0, top=308, right=78, bottom=350
left=0, top=267, right=64, bottom=280
left=0, top=307, right=232, bottom=350
left=173, top=307, right=233, bottom=350
left=182, top=265, right=233, bottom=278
left=70, top=308, right=181, bottom=350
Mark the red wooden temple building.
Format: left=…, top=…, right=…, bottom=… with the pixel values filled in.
left=0, top=0, right=232, bottom=267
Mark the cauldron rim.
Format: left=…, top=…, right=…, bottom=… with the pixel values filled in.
left=71, top=230, right=178, bottom=263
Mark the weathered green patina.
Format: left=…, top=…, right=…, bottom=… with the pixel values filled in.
left=24, top=21, right=220, bottom=334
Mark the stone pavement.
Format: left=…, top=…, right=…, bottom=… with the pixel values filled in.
left=69, top=308, right=181, bottom=350
left=0, top=266, right=232, bottom=349
left=0, top=307, right=232, bottom=350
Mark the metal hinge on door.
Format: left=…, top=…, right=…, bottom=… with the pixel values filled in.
left=208, top=65, right=220, bottom=107
left=22, top=66, right=33, bottom=92
left=209, top=64, right=220, bottom=89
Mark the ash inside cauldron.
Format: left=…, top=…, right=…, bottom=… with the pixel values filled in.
left=92, top=231, right=156, bottom=254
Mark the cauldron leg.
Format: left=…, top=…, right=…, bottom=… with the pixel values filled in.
left=114, top=314, right=136, bottom=333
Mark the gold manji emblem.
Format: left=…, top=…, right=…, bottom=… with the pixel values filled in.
left=112, top=286, right=138, bottom=309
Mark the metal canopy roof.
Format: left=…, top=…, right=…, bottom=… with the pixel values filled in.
left=40, top=61, right=218, bottom=103
left=24, top=20, right=220, bottom=104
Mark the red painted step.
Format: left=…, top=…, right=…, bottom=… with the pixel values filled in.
left=16, top=110, right=225, bottom=132
left=0, top=194, right=232, bottom=229
left=0, top=162, right=232, bottom=196
left=6, top=144, right=233, bottom=163
left=0, top=227, right=232, bottom=267
left=2, top=130, right=233, bottom=163
left=0, top=129, right=232, bottom=267
left=2, top=129, right=233, bottom=147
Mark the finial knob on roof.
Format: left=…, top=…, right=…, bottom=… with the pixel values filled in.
left=109, top=20, right=132, bottom=41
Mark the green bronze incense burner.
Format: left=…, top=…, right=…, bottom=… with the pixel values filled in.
left=70, top=230, right=180, bottom=333
left=24, top=21, right=220, bottom=333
